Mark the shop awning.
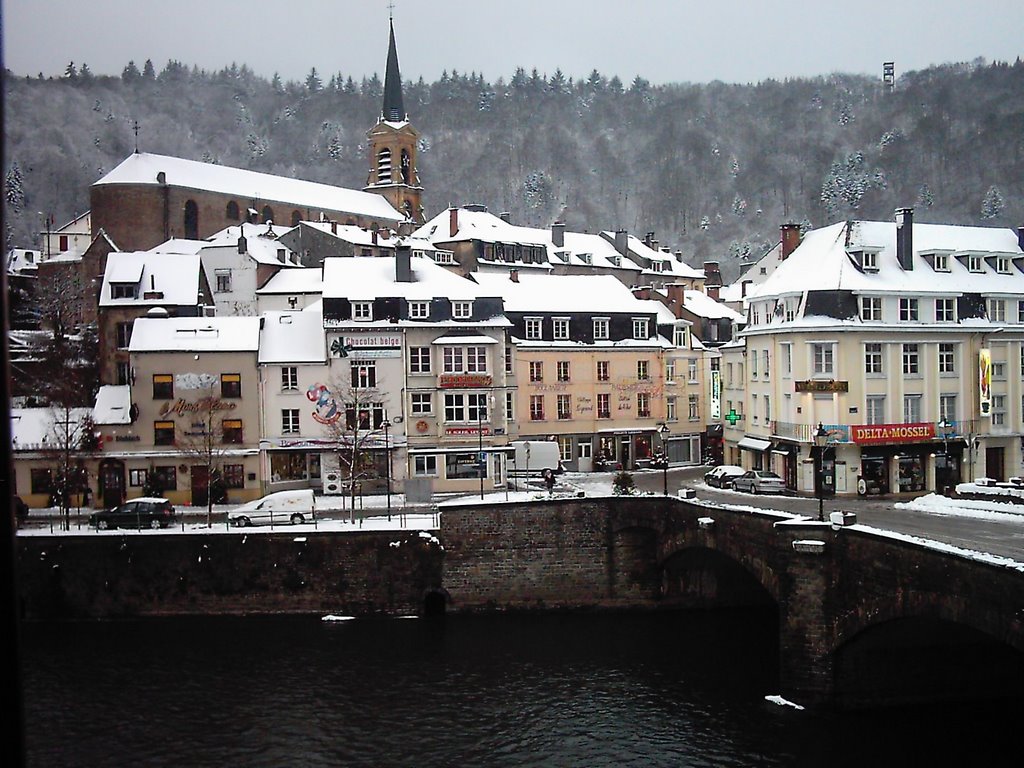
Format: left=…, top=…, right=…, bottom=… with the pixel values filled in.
left=737, top=436, right=772, bottom=452
left=771, top=442, right=799, bottom=456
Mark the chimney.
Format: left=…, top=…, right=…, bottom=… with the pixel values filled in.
left=707, top=285, right=720, bottom=300
left=674, top=251, right=683, bottom=263
left=666, top=283, right=686, bottom=315
left=509, top=268, right=519, bottom=283
left=741, top=280, right=753, bottom=298
left=237, top=232, right=247, bottom=254
left=632, top=286, right=651, bottom=300
left=703, top=261, right=722, bottom=287
left=395, top=243, right=412, bottom=282
left=780, top=223, right=801, bottom=260
left=896, top=207, right=914, bottom=270
left=614, top=229, right=628, bottom=256
left=644, top=232, right=655, bottom=247
left=552, top=221, right=565, bottom=248
left=449, top=206, right=459, bottom=238
left=500, top=212, right=511, bottom=224
left=330, top=221, right=337, bottom=235
left=372, top=229, right=378, bottom=245
left=380, top=229, right=390, bottom=240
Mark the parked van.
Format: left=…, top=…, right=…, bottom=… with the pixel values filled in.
left=509, top=440, right=563, bottom=476
left=227, top=489, right=316, bottom=527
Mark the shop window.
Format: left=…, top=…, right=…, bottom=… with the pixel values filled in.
left=223, top=464, right=245, bottom=489
left=30, top=468, right=53, bottom=495
left=414, top=455, right=438, bottom=477
left=153, top=466, right=177, bottom=492
left=129, top=469, right=148, bottom=488
left=270, top=453, right=309, bottom=482
left=446, top=453, right=486, bottom=479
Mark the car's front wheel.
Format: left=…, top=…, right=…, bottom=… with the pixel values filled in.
left=149, top=518, right=162, bottom=529
left=290, top=513, right=305, bottom=525
left=234, top=516, right=251, bottom=527
left=97, top=519, right=109, bottom=530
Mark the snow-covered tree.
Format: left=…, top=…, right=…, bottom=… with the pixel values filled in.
left=981, top=185, right=1004, bottom=219
left=5, top=161, right=25, bottom=214
left=305, top=67, right=322, bottom=92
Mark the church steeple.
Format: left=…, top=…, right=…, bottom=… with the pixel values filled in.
left=382, top=19, right=406, bottom=122
left=365, top=14, right=424, bottom=225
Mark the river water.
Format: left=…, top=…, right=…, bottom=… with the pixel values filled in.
left=18, top=611, right=1021, bottom=767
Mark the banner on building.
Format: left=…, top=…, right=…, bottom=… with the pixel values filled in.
left=979, top=348, right=992, bottom=417
left=710, top=369, right=721, bottom=419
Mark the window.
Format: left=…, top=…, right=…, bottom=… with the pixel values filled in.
left=553, top=318, right=570, bottom=340
left=153, top=466, right=177, bottom=491
left=992, top=395, right=1006, bottom=426
left=866, top=396, right=885, bottom=425
left=116, top=361, right=131, bottom=386
left=221, top=373, right=241, bottom=399
left=860, top=297, right=882, bottom=321
left=934, top=253, right=949, bottom=271
left=935, top=298, right=955, bottom=322
left=968, top=254, right=984, bottom=272
left=222, top=419, right=243, bottom=444
left=215, top=269, right=232, bottom=293
left=465, top=347, right=487, bottom=373
left=261, top=205, right=274, bottom=224
left=938, top=343, right=956, bottom=375
left=751, top=394, right=758, bottom=424
left=673, top=326, right=687, bottom=347
left=597, top=393, right=611, bottom=419
left=467, top=393, right=489, bottom=421
left=223, top=464, right=245, bottom=489
left=637, top=360, right=650, bottom=380
left=409, top=301, right=429, bottom=319
left=988, top=299, right=1006, bottom=322
left=665, top=360, right=675, bottom=383
left=632, top=318, right=649, bottom=339
left=115, top=321, right=133, bottom=349
left=902, top=344, right=920, bottom=375
left=558, top=437, right=573, bottom=462
left=688, top=394, right=700, bottom=421
left=530, top=395, right=545, bottom=421
left=812, top=344, right=834, bottom=375
left=282, top=409, right=300, bottom=434
left=898, top=298, right=919, bottom=321
left=351, top=361, right=376, bottom=388
left=782, top=343, right=793, bottom=377
left=411, top=393, right=432, bottom=415
left=505, top=346, right=513, bottom=374
left=637, top=392, right=651, bottom=417
left=410, top=347, right=431, bottom=374
left=452, top=301, right=472, bottom=319
left=997, top=257, right=1012, bottom=274
left=346, top=402, right=385, bottom=430
left=1018, top=301, right=1024, bottom=324
left=111, top=283, right=137, bottom=300
left=414, top=455, right=438, bottom=477
left=153, top=374, right=173, bottom=399
left=30, top=468, right=52, bottom=495
left=557, top=394, right=571, bottom=420
left=764, top=394, right=771, bottom=422
left=687, top=358, right=698, bottom=382
left=940, top=394, right=957, bottom=422
left=444, top=393, right=467, bottom=422
left=447, top=453, right=486, bottom=479
left=505, top=392, right=514, bottom=423
left=352, top=301, right=373, bottom=321
left=154, top=421, right=175, bottom=445
left=593, top=318, right=609, bottom=340
left=902, top=395, right=922, bottom=424
left=785, top=302, right=796, bottom=322
left=226, top=201, right=240, bottom=220
left=597, top=360, right=610, bottom=381
left=751, top=351, right=759, bottom=378
left=557, top=361, right=570, bottom=382
left=281, top=366, right=298, bottom=391
left=129, top=469, right=148, bottom=488
left=864, top=343, right=884, bottom=375
left=667, top=396, right=677, bottom=421
left=992, top=361, right=1006, bottom=380
left=525, top=317, right=542, bottom=340
left=762, top=351, right=770, bottom=379
left=529, top=361, right=543, bottom=382
left=862, top=251, right=878, bottom=270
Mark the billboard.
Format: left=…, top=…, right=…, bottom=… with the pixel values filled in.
left=979, top=348, right=992, bottom=417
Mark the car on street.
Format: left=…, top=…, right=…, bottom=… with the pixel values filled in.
left=731, top=470, right=787, bottom=495
left=89, top=497, right=176, bottom=530
left=228, top=489, right=316, bottom=527
left=703, top=465, right=746, bottom=489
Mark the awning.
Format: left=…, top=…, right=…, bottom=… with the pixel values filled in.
left=771, top=442, right=799, bottom=456
left=738, top=436, right=772, bottom=452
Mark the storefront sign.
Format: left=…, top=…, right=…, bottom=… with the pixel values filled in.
left=445, top=426, right=491, bottom=436
left=439, top=374, right=492, bottom=388
left=979, top=348, right=992, bottom=417
left=330, top=333, right=402, bottom=358
left=851, top=422, right=934, bottom=445
left=158, top=398, right=237, bottom=418
left=795, top=380, right=849, bottom=393
left=710, top=369, right=721, bottom=419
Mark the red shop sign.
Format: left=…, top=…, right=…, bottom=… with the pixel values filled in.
left=851, top=422, right=935, bottom=445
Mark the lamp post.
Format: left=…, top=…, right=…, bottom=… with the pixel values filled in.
left=937, top=418, right=953, bottom=494
left=657, top=422, right=670, bottom=495
left=813, top=422, right=829, bottom=522
left=478, top=395, right=488, bottom=500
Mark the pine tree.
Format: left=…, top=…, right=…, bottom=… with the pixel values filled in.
left=63, top=62, right=77, bottom=80
left=121, top=60, right=141, bottom=82
left=142, top=59, right=156, bottom=79
left=5, top=162, right=25, bottom=213
left=981, top=185, right=1004, bottom=219
left=305, top=67, right=322, bottom=92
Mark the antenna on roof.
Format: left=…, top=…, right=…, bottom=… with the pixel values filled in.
left=132, top=119, right=140, bottom=153
left=388, top=1, right=395, bottom=21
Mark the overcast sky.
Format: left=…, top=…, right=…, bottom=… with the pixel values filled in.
left=3, top=0, right=1021, bottom=86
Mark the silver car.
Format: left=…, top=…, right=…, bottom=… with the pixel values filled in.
left=731, top=470, right=786, bottom=494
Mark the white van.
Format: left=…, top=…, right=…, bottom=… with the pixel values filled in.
left=228, top=489, right=316, bottom=527
left=509, top=440, right=563, bottom=476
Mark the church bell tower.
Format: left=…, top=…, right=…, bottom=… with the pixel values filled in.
left=365, top=17, right=424, bottom=224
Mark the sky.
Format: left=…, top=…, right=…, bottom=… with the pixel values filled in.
left=2, top=0, right=1021, bottom=86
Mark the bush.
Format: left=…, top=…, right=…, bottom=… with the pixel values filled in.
left=612, top=470, right=635, bottom=496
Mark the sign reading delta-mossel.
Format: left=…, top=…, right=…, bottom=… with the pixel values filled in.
left=851, top=422, right=935, bottom=445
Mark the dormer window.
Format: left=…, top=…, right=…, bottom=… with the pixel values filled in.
left=968, top=254, right=984, bottom=272
left=409, top=301, right=429, bottom=319
left=579, top=253, right=592, bottom=265
left=933, top=253, right=949, bottom=271
left=452, top=301, right=472, bottom=319
left=862, top=251, right=878, bottom=271
left=352, top=301, right=373, bottom=321
left=650, top=261, right=663, bottom=273
left=111, top=284, right=138, bottom=300
left=996, top=256, right=1012, bottom=274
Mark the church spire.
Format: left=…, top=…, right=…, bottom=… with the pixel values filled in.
left=382, top=18, right=406, bottom=122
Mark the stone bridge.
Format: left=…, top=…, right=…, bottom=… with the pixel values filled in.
left=440, top=495, right=1024, bottom=708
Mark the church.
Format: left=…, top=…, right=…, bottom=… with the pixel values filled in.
left=89, top=19, right=425, bottom=253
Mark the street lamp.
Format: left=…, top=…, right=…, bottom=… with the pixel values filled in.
left=937, top=418, right=953, bottom=495
left=657, top=422, right=670, bottom=495
left=813, top=422, right=829, bottom=522
left=381, top=413, right=403, bottom=521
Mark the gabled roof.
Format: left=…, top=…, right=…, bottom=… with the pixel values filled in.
left=256, top=268, right=324, bottom=295
left=99, top=251, right=204, bottom=307
left=93, top=385, right=132, bottom=425
left=471, top=272, right=654, bottom=314
left=95, top=152, right=405, bottom=223
left=747, top=220, right=1024, bottom=299
left=129, top=316, right=261, bottom=353
left=322, top=255, right=485, bottom=301
left=682, top=289, right=745, bottom=322
left=202, top=224, right=299, bottom=267
left=259, top=303, right=326, bottom=364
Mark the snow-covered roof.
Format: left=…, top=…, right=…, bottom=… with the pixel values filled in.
left=256, top=268, right=324, bottom=295
left=471, top=272, right=654, bottom=314
left=610, top=232, right=705, bottom=280
left=683, top=289, right=745, bottom=322
left=99, top=252, right=204, bottom=307
left=95, top=152, right=405, bottom=223
left=259, top=303, right=326, bottom=364
left=7, top=249, right=41, bottom=274
left=322, top=255, right=486, bottom=301
left=747, top=220, right=1024, bottom=300
left=10, top=407, right=92, bottom=450
left=129, top=316, right=262, bottom=353
left=202, top=224, right=299, bottom=267
left=93, top=385, right=132, bottom=425
left=149, top=238, right=207, bottom=255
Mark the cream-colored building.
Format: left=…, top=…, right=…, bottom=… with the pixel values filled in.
left=735, top=212, right=1024, bottom=496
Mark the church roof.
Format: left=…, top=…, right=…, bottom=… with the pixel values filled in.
left=94, top=153, right=405, bottom=223
left=382, top=19, right=406, bottom=122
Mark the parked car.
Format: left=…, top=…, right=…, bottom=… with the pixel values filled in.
left=228, top=489, right=316, bottom=527
left=89, top=497, right=176, bottom=530
left=731, top=470, right=786, bottom=494
left=703, top=465, right=746, bottom=488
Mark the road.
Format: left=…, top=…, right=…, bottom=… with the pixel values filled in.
left=619, top=465, right=1024, bottom=562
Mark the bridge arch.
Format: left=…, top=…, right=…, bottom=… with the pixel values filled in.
left=659, top=546, right=778, bottom=610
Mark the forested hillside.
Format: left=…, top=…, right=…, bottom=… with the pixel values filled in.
left=4, top=58, right=1023, bottom=279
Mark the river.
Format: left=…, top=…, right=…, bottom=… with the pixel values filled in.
left=18, top=610, right=1021, bottom=767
